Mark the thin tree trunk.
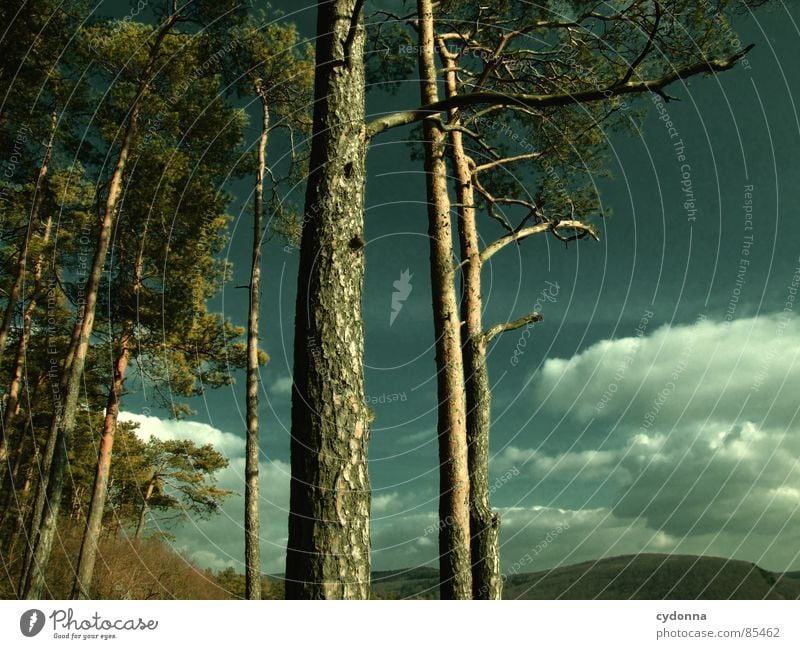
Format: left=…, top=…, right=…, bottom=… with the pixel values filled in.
left=0, top=109, right=56, bottom=364
left=0, top=370, right=44, bottom=538
left=285, top=0, right=371, bottom=599
left=0, top=421, right=34, bottom=558
left=3, top=426, right=39, bottom=581
left=70, top=337, right=130, bottom=599
left=245, top=88, right=269, bottom=601
left=134, top=477, right=156, bottom=541
left=417, top=0, right=472, bottom=600
left=3, top=448, right=36, bottom=575
left=440, top=47, right=502, bottom=600
left=0, top=213, right=53, bottom=489
left=0, top=111, right=56, bottom=482
left=20, top=17, right=176, bottom=600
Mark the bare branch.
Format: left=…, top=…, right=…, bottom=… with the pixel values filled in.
left=483, top=311, right=543, bottom=344
left=473, top=149, right=547, bottom=173
left=480, top=220, right=599, bottom=265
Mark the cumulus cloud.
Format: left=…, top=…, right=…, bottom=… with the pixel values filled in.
left=497, top=313, right=800, bottom=570
left=533, top=313, right=800, bottom=430
left=119, top=411, right=245, bottom=457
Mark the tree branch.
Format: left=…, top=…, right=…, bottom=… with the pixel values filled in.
left=483, top=311, right=543, bottom=344
left=366, top=46, right=753, bottom=138
left=480, top=219, right=599, bottom=265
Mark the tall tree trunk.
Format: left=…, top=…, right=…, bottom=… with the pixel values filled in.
left=285, top=0, right=371, bottom=600
left=19, top=17, right=176, bottom=599
left=0, top=109, right=56, bottom=364
left=70, top=336, right=130, bottom=599
left=417, top=0, right=472, bottom=600
left=134, top=476, right=156, bottom=541
left=245, top=88, right=269, bottom=601
left=440, top=48, right=502, bottom=600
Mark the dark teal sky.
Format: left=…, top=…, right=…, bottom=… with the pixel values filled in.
left=101, top=1, right=800, bottom=576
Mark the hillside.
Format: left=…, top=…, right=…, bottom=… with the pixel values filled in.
left=369, top=555, right=800, bottom=600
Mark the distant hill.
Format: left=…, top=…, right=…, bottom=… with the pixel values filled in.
left=369, top=554, right=800, bottom=600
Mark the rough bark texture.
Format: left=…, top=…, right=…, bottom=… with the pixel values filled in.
left=70, top=338, right=130, bottom=599
left=285, top=0, right=371, bottom=600
left=440, top=49, right=502, bottom=600
left=417, top=0, right=472, bottom=600
left=19, top=20, right=174, bottom=597
left=245, top=90, right=269, bottom=601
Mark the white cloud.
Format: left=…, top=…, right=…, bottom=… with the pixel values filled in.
left=492, top=446, right=624, bottom=481
left=398, top=428, right=435, bottom=446
left=493, top=313, right=800, bottom=571
left=119, top=411, right=245, bottom=457
left=268, top=376, right=293, bottom=396
left=178, top=456, right=292, bottom=574
left=533, top=313, right=800, bottom=430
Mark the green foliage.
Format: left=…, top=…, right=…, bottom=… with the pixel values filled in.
left=139, top=435, right=232, bottom=524
left=0, top=3, right=256, bottom=579
left=67, top=420, right=232, bottom=534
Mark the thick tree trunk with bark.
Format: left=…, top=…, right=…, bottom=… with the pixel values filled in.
left=18, top=20, right=176, bottom=598
left=245, top=89, right=269, bottom=601
left=71, top=337, right=130, bottom=599
left=417, top=0, right=472, bottom=600
left=285, top=0, right=371, bottom=600
left=440, top=48, right=503, bottom=600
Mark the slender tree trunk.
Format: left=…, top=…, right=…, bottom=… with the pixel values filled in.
left=285, top=0, right=371, bottom=599
left=20, top=18, right=176, bottom=599
left=0, top=109, right=56, bottom=364
left=0, top=370, right=44, bottom=539
left=70, top=337, right=130, bottom=599
left=134, top=477, right=156, bottom=541
left=0, top=313, right=33, bottom=483
left=417, top=0, right=472, bottom=600
left=440, top=48, right=502, bottom=600
left=0, top=424, right=34, bottom=558
left=3, top=428, right=39, bottom=582
left=0, top=112, right=56, bottom=483
left=0, top=213, right=53, bottom=490
left=3, top=448, right=37, bottom=575
left=245, top=89, right=269, bottom=601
